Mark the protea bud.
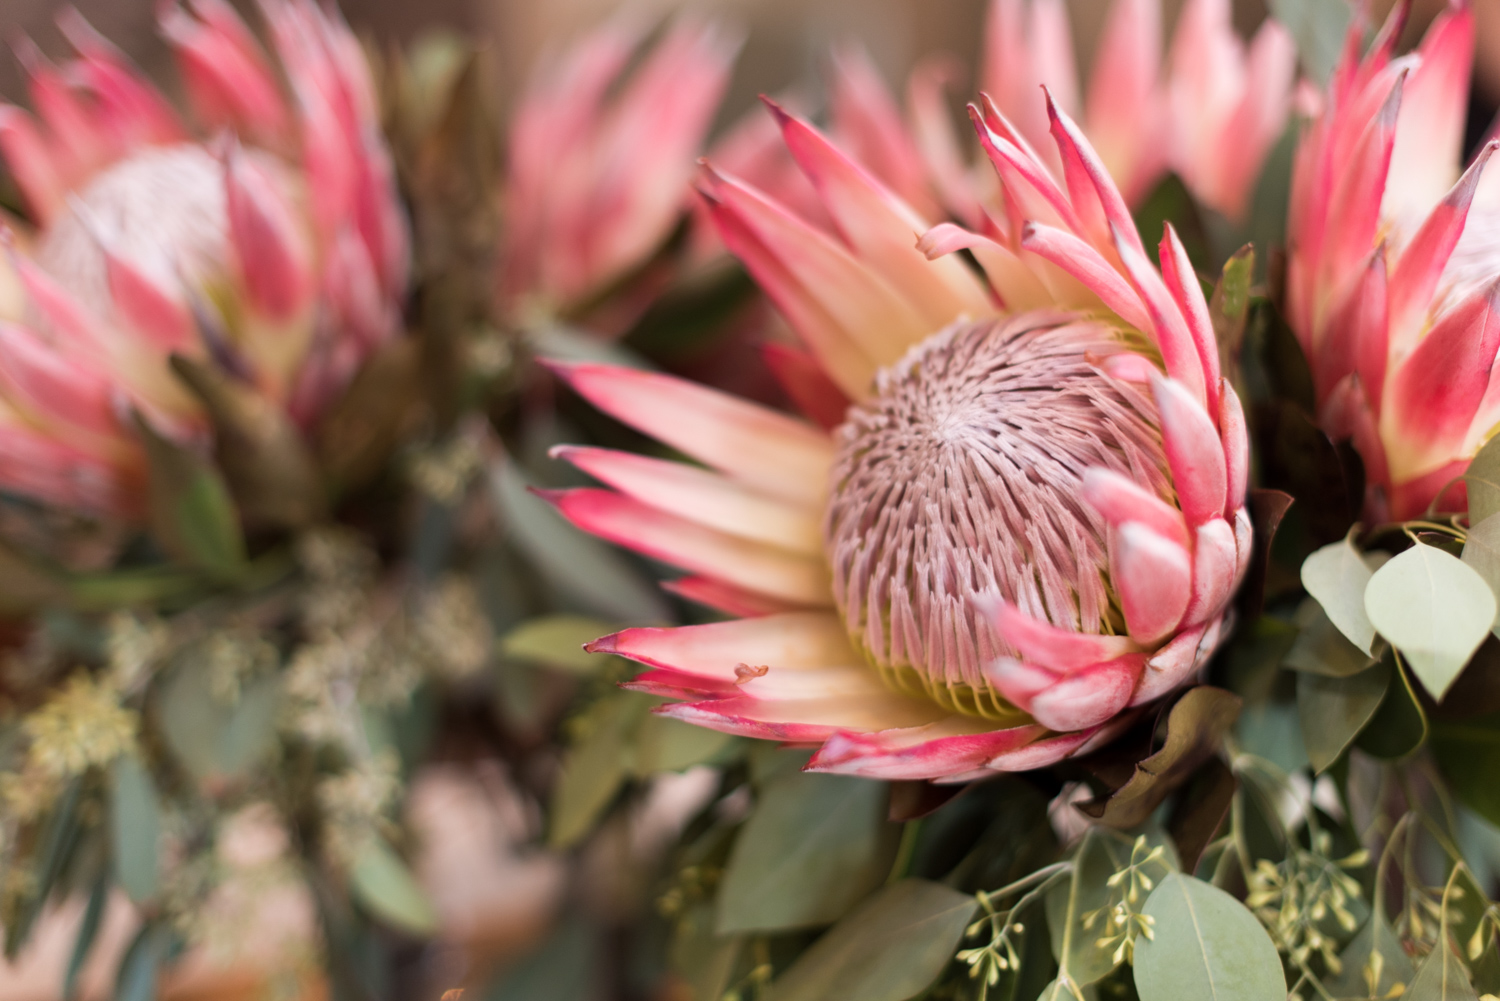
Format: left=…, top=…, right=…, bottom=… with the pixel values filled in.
left=542, top=91, right=1250, bottom=780
left=0, top=0, right=407, bottom=519
left=498, top=18, right=737, bottom=322
left=1286, top=1, right=1491, bottom=522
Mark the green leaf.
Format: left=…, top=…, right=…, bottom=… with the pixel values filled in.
left=1355, top=652, right=1429, bottom=760
left=159, top=667, right=279, bottom=782
left=1284, top=598, right=1379, bottom=677
left=1405, top=942, right=1479, bottom=1001
left=485, top=915, right=602, bottom=1001
left=632, top=714, right=737, bottom=774
left=1236, top=700, right=1310, bottom=776
left=1268, top=0, right=1353, bottom=83
left=1329, top=911, right=1415, bottom=999
left=6, top=777, right=83, bottom=958
left=1047, top=829, right=1176, bottom=988
left=487, top=455, right=669, bottom=623
left=500, top=615, right=615, bottom=674
left=1432, top=712, right=1500, bottom=828
left=134, top=411, right=246, bottom=577
left=1466, top=435, right=1500, bottom=526
left=1081, top=687, right=1241, bottom=828
left=549, top=695, right=651, bottom=848
left=1462, top=512, right=1500, bottom=638
left=763, top=880, right=976, bottom=1001
left=1365, top=543, right=1496, bottom=701
left=1297, top=658, right=1390, bottom=773
left=62, top=877, right=106, bottom=1000
left=1302, top=538, right=1377, bottom=654
left=1211, top=246, right=1255, bottom=372
left=114, top=923, right=170, bottom=1001
left=716, top=771, right=896, bottom=933
left=349, top=836, right=440, bottom=937
left=109, top=756, right=161, bottom=904
left=1133, top=873, right=1286, bottom=1001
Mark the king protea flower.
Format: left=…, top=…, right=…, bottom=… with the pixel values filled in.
left=1286, top=1, right=1492, bottom=522
left=499, top=18, right=737, bottom=322
left=834, top=0, right=1294, bottom=228
left=0, top=0, right=407, bottom=518
left=540, top=90, right=1251, bottom=780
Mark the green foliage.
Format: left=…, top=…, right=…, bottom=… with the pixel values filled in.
left=134, top=412, right=247, bottom=579
left=716, top=770, right=896, bottom=934
left=349, top=835, right=440, bottom=936
left=1301, top=537, right=1377, bottom=655
left=763, top=880, right=976, bottom=1001
left=1365, top=543, right=1496, bottom=701
left=501, top=615, right=617, bottom=674
left=158, top=665, right=280, bottom=784
left=1465, top=436, right=1500, bottom=526
left=1461, top=513, right=1500, bottom=639
left=1268, top=0, right=1353, bottom=83
left=1133, top=874, right=1285, bottom=1001
left=109, top=755, right=161, bottom=904
left=1296, top=658, right=1389, bottom=773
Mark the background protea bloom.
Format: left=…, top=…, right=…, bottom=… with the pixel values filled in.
left=831, top=0, right=1294, bottom=228
left=498, top=18, right=737, bottom=323
left=1285, top=1, right=1491, bottom=522
left=0, top=0, right=407, bottom=518
left=542, top=95, right=1250, bottom=781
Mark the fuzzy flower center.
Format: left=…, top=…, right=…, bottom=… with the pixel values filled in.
left=33, top=144, right=230, bottom=318
left=824, top=315, right=1167, bottom=717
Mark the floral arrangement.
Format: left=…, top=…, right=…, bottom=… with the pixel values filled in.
left=1, top=0, right=1499, bottom=998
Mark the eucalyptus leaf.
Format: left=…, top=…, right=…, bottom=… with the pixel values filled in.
left=485, top=916, right=602, bottom=1001
left=1431, top=712, right=1500, bottom=828
left=488, top=455, right=669, bottom=623
left=1133, top=873, right=1285, bottom=1001
left=109, top=755, right=161, bottom=904
left=1297, top=659, right=1390, bottom=773
left=62, top=877, right=107, bottom=1001
left=1405, top=941, right=1478, bottom=1001
left=1268, top=0, right=1353, bottom=83
left=1210, top=246, right=1254, bottom=365
left=1302, top=538, right=1376, bottom=654
left=1466, top=435, right=1500, bottom=526
left=349, top=836, right=440, bottom=937
left=763, top=880, right=976, bottom=1001
left=717, top=771, right=896, bottom=933
left=159, top=667, right=279, bottom=782
left=632, top=714, right=737, bottom=774
left=1284, top=598, right=1378, bottom=677
left=1355, top=652, right=1429, bottom=761
left=114, top=923, right=169, bottom=1001
left=500, top=615, right=616, bottom=674
left=1364, top=543, right=1496, bottom=701
left=1462, top=512, right=1500, bottom=638
left=134, top=411, right=246, bottom=578
left=1046, top=829, right=1175, bottom=988
left=549, top=694, right=651, bottom=848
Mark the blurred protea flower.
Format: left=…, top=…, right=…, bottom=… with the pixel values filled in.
left=1286, top=1, right=1492, bottom=522
left=542, top=94, right=1250, bottom=781
left=0, top=0, right=407, bottom=518
left=831, top=0, right=1295, bottom=228
left=498, top=18, right=738, bottom=323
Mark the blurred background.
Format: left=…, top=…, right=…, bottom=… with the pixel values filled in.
left=5, top=0, right=1496, bottom=140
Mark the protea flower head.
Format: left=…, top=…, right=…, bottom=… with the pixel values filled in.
left=0, top=0, right=407, bottom=518
left=498, top=18, right=737, bottom=321
left=1286, top=0, right=1491, bottom=522
left=541, top=90, right=1251, bottom=781
left=829, top=0, right=1294, bottom=228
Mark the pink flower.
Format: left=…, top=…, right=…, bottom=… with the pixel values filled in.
left=0, top=0, right=408, bottom=518
left=1285, top=1, right=1492, bottom=522
left=499, top=18, right=738, bottom=320
left=540, top=92, right=1250, bottom=781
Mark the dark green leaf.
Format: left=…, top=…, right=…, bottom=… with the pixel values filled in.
left=349, top=836, right=439, bottom=937
left=1212, top=246, right=1254, bottom=381
left=1366, top=543, right=1496, bottom=701
left=134, top=411, right=246, bottom=577
left=1082, top=687, right=1241, bottom=828
left=1356, top=652, right=1428, bottom=760
left=488, top=455, right=669, bottom=622
left=1268, top=0, right=1353, bottom=83
left=1433, top=712, right=1500, bottom=827
left=485, top=916, right=602, bottom=1001
left=6, top=777, right=82, bottom=958
left=549, top=694, right=651, bottom=848
left=1285, top=598, right=1379, bottom=677
left=1046, top=828, right=1175, bottom=987
left=114, top=923, right=170, bottom=1001
left=763, top=880, right=976, bottom=1001
left=1168, top=757, right=1238, bottom=876
left=1237, top=700, right=1310, bottom=776
left=1297, top=658, right=1390, bottom=773
left=63, top=876, right=107, bottom=1000
left=1133, top=874, right=1285, bottom=1001
left=110, top=755, right=161, bottom=904
left=717, top=771, right=896, bottom=933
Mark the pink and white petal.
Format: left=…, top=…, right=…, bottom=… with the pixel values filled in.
left=1080, top=467, right=1190, bottom=549
left=983, top=657, right=1059, bottom=713
left=1026, top=654, right=1147, bottom=731
left=1019, top=222, right=1152, bottom=330
left=1321, top=75, right=1402, bottom=295
left=770, top=101, right=992, bottom=328
left=1182, top=517, right=1238, bottom=626
left=622, top=668, right=738, bottom=700
left=807, top=718, right=1048, bottom=781
left=0, top=107, right=63, bottom=224
left=1045, top=92, right=1145, bottom=259
left=1130, top=622, right=1210, bottom=706
left=829, top=43, right=943, bottom=220
left=982, top=726, right=1102, bottom=774
left=545, top=488, right=831, bottom=606
left=1219, top=380, right=1249, bottom=512
left=918, top=223, right=1051, bottom=312
left=1233, top=505, right=1253, bottom=588
left=1152, top=373, right=1228, bottom=528
left=548, top=361, right=834, bottom=508
left=1083, top=0, right=1164, bottom=208
left=1159, top=223, right=1221, bottom=411
left=661, top=576, right=802, bottom=618
left=760, top=342, right=852, bottom=431
left=908, top=56, right=988, bottom=229
left=551, top=445, right=821, bottom=555
left=1112, top=521, right=1192, bottom=646
left=1116, top=232, right=1208, bottom=407
left=736, top=664, right=895, bottom=702
left=588, top=612, right=856, bottom=682
left=1386, top=3, right=1475, bottom=235
left=974, top=593, right=1140, bottom=672
left=658, top=690, right=947, bottom=742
